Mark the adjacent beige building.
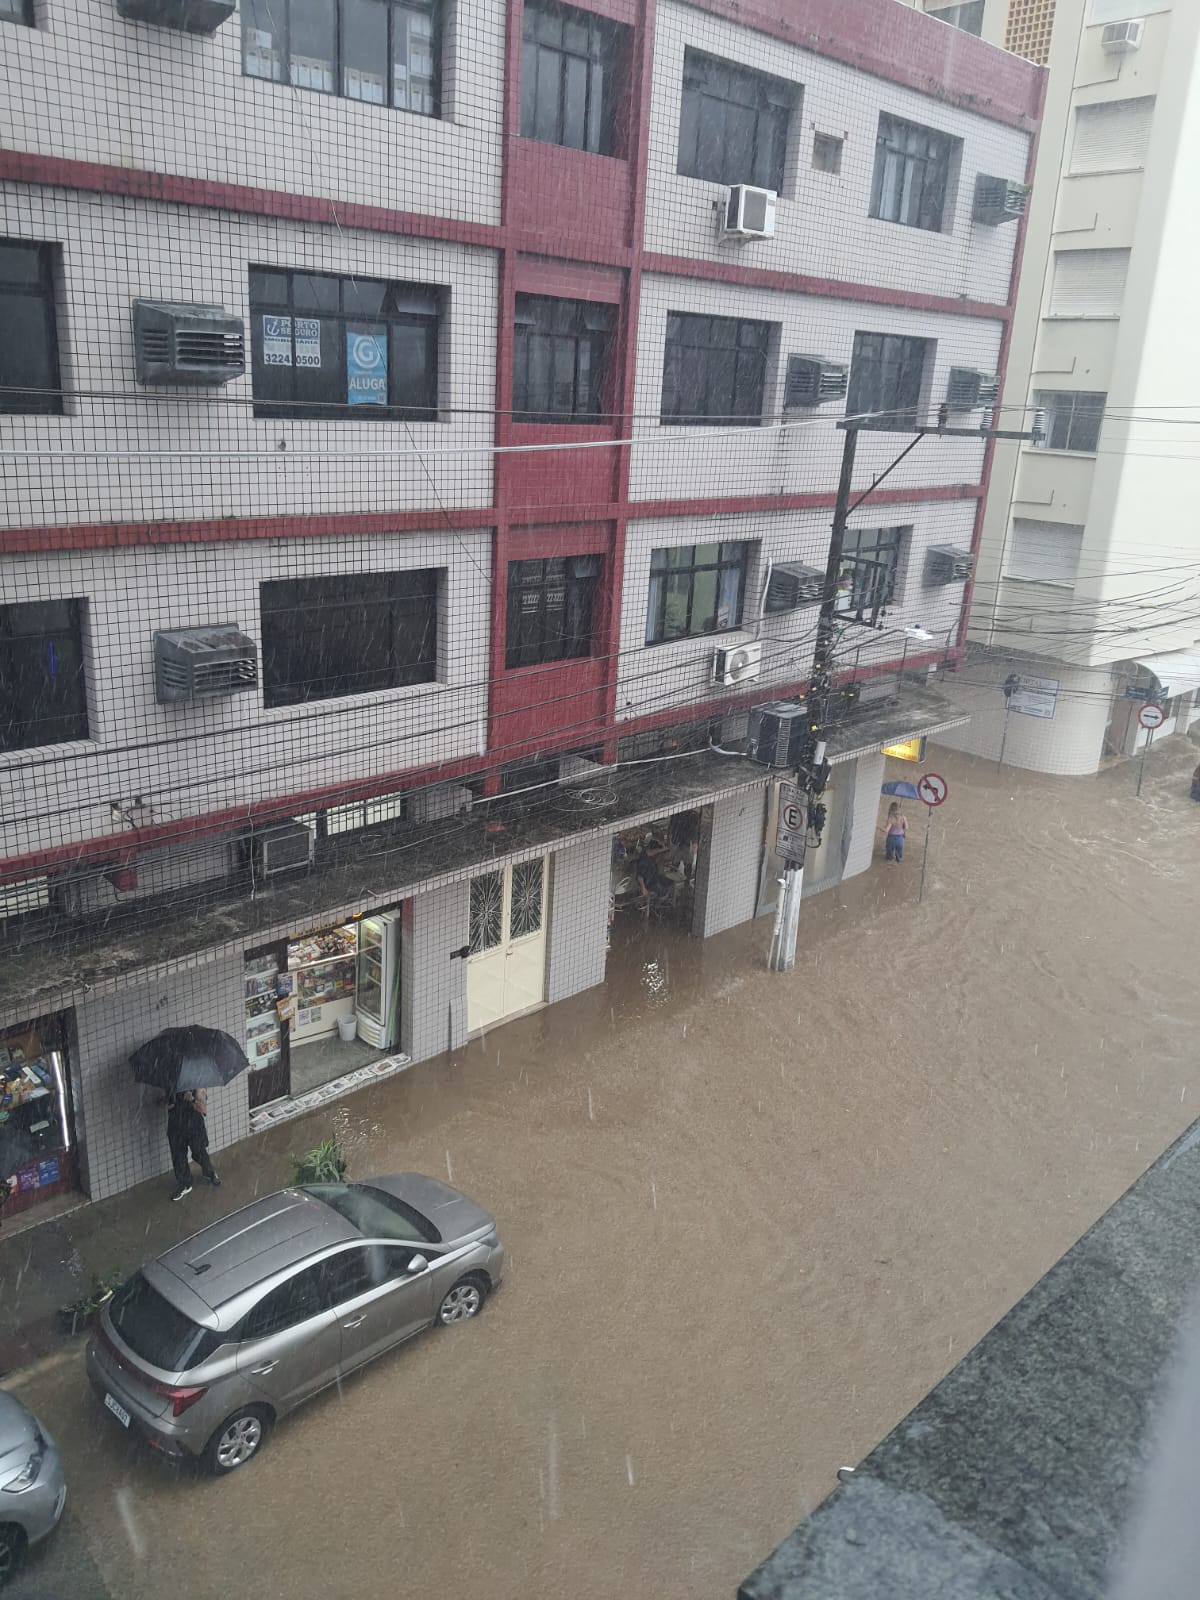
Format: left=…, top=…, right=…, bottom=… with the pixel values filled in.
left=905, top=0, right=1200, bottom=774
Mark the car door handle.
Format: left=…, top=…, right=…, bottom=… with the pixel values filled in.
left=342, top=1314, right=367, bottom=1329
left=250, top=1360, right=278, bottom=1375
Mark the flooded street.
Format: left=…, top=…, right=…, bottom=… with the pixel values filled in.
left=7, top=742, right=1200, bottom=1600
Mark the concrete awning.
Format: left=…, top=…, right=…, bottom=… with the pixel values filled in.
left=1131, top=650, right=1200, bottom=699
left=826, top=684, right=970, bottom=766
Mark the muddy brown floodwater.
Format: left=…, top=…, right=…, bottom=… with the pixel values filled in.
left=7, top=742, right=1200, bottom=1600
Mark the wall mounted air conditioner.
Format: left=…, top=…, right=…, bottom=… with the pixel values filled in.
left=946, top=367, right=1000, bottom=410
left=765, top=562, right=825, bottom=612
left=748, top=700, right=807, bottom=768
left=925, top=545, right=974, bottom=586
left=712, top=640, right=763, bottom=686
left=724, top=185, right=777, bottom=239
left=972, top=175, right=1029, bottom=226
left=132, top=300, right=245, bottom=385
left=117, top=0, right=235, bottom=31
left=784, top=356, right=849, bottom=407
left=1101, top=18, right=1143, bottom=53
left=154, top=625, right=258, bottom=703
left=248, top=821, right=314, bottom=881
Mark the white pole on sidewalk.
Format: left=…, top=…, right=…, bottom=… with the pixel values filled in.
left=768, top=863, right=803, bottom=972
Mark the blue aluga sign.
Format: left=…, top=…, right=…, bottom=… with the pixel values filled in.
left=346, top=331, right=388, bottom=405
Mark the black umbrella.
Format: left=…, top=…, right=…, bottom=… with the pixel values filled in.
left=129, top=1026, right=249, bottom=1094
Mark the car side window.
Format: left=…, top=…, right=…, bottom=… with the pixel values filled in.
left=322, top=1244, right=423, bottom=1307
left=239, top=1263, right=327, bottom=1340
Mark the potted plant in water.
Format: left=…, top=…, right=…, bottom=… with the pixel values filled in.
left=289, top=1136, right=348, bottom=1185
left=58, top=1270, right=123, bottom=1336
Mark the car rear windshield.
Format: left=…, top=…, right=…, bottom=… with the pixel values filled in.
left=303, top=1183, right=441, bottom=1244
left=109, top=1271, right=220, bottom=1372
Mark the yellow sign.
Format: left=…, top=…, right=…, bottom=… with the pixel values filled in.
left=881, top=736, right=926, bottom=763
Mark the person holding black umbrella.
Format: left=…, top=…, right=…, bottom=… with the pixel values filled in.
left=128, top=1025, right=246, bottom=1202
left=166, top=1086, right=220, bottom=1200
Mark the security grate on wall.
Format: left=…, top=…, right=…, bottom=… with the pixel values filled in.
left=1070, top=97, right=1155, bottom=173
left=1048, top=249, right=1130, bottom=317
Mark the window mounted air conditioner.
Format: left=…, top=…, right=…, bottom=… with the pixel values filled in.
left=712, top=640, right=763, bottom=686
left=247, top=821, right=315, bottom=882
left=971, top=175, right=1029, bottom=226
left=946, top=368, right=1000, bottom=410
left=132, top=300, right=245, bottom=385
left=1101, top=18, right=1143, bottom=53
left=748, top=700, right=807, bottom=767
left=154, top=626, right=258, bottom=703
left=116, top=0, right=235, bottom=32
left=925, top=545, right=974, bottom=586
left=724, top=185, right=777, bottom=239
left=784, top=356, right=849, bottom=407
left=765, top=562, right=825, bottom=612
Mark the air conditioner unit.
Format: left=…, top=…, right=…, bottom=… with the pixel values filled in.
left=925, top=545, right=974, bottom=586
left=132, top=300, right=245, bottom=385
left=972, top=175, right=1030, bottom=226
left=724, top=185, right=777, bottom=239
left=712, top=640, right=763, bottom=686
left=248, top=821, right=314, bottom=881
left=946, top=367, right=1000, bottom=410
left=1101, top=18, right=1143, bottom=53
left=154, top=625, right=258, bottom=704
left=784, top=356, right=849, bottom=408
left=116, top=0, right=235, bottom=31
left=748, top=700, right=807, bottom=768
left=765, top=562, right=825, bottom=613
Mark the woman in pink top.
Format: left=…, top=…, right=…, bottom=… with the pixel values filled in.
left=884, top=801, right=908, bottom=863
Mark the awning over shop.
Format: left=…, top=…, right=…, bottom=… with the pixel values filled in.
left=1131, top=651, right=1200, bottom=700
left=826, top=684, right=970, bottom=766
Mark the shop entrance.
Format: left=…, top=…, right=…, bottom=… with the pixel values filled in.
left=245, top=911, right=403, bottom=1109
left=0, top=1012, right=79, bottom=1222
left=467, top=858, right=549, bottom=1034
left=609, top=809, right=701, bottom=944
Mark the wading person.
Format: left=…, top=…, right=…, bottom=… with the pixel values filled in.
left=167, top=1086, right=220, bottom=1201
left=884, top=801, right=908, bottom=863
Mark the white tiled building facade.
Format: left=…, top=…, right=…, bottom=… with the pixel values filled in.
left=0, top=0, right=1041, bottom=1206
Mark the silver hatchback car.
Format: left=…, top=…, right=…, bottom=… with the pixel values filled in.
left=86, top=1174, right=503, bottom=1474
left=0, top=1391, right=66, bottom=1587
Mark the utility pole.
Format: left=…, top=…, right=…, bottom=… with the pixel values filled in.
left=768, top=411, right=1039, bottom=974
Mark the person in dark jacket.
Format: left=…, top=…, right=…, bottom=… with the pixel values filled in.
left=166, top=1087, right=220, bottom=1201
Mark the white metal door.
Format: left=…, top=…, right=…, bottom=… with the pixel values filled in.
left=467, top=858, right=548, bottom=1034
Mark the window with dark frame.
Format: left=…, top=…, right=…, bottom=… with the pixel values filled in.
left=521, top=0, right=625, bottom=156
left=812, top=132, right=843, bottom=174
left=0, top=240, right=61, bottom=416
left=870, top=112, right=959, bottom=232
left=837, top=527, right=907, bottom=618
left=506, top=556, right=600, bottom=669
left=661, top=312, right=772, bottom=427
left=927, top=1, right=984, bottom=37
left=1034, top=390, right=1106, bottom=453
left=677, top=49, right=796, bottom=192
left=846, top=331, right=932, bottom=429
left=241, top=0, right=440, bottom=115
left=248, top=268, right=439, bottom=420
left=260, top=570, right=439, bottom=707
left=0, top=600, right=89, bottom=753
left=0, top=0, right=33, bottom=25
left=512, top=295, right=615, bottom=423
left=645, top=543, right=750, bottom=645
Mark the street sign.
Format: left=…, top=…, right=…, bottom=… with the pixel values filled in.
left=917, top=772, right=948, bottom=808
left=1008, top=674, right=1059, bottom=720
left=1124, top=686, right=1153, bottom=701
left=1138, top=703, right=1166, bottom=730
left=775, top=780, right=808, bottom=865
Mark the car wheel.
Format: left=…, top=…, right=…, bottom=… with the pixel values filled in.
left=0, top=1525, right=27, bottom=1588
left=202, top=1406, right=271, bottom=1475
left=437, top=1276, right=487, bottom=1325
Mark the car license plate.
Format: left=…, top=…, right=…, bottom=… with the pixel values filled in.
left=104, top=1392, right=131, bottom=1429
